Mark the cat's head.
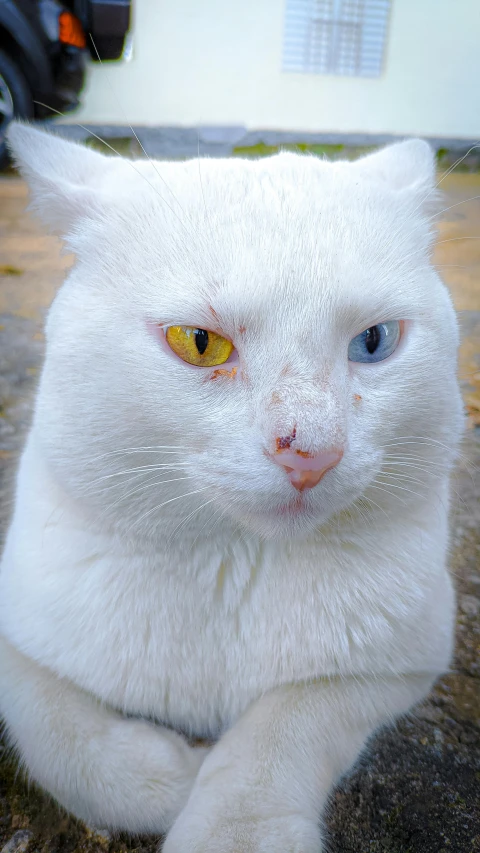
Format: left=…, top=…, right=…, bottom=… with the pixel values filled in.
left=8, top=124, right=464, bottom=541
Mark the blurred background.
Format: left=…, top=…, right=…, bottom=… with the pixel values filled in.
left=0, top=3, right=479, bottom=853
left=1, top=0, right=480, bottom=161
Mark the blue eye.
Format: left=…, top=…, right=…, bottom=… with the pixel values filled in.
left=348, top=321, right=401, bottom=363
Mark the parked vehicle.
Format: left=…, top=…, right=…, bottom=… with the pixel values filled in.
left=0, top=0, right=131, bottom=164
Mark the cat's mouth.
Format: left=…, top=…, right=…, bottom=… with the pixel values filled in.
left=237, top=493, right=321, bottom=539
left=258, top=495, right=307, bottom=519
left=276, top=497, right=306, bottom=516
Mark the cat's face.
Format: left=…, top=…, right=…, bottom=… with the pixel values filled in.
left=9, top=125, right=464, bottom=540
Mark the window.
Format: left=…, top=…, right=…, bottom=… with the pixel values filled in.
left=282, top=0, right=392, bottom=77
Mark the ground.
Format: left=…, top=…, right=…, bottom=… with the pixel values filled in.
left=0, top=165, right=479, bottom=853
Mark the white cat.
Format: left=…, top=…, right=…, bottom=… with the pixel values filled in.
left=0, top=123, right=464, bottom=852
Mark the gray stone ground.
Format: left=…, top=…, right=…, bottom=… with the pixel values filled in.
left=0, top=164, right=479, bottom=853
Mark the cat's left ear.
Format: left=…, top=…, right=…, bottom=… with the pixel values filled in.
left=6, top=121, right=120, bottom=234
left=350, top=139, right=436, bottom=205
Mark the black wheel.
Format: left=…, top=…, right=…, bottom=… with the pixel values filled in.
left=0, top=48, right=33, bottom=169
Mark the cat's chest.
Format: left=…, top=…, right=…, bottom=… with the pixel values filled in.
left=0, top=531, right=429, bottom=736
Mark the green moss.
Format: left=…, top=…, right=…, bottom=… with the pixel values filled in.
left=83, top=136, right=134, bottom=157
left=232, top=142, right=281, bottom=157
left=232, top=141, right=377, bottom=160
left=0, top=266, right=23, bottom=276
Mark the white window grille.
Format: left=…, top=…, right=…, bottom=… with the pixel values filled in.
left=282, top=0, right=392, bottom=77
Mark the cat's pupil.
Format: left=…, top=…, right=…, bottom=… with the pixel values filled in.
left=195, top=329, right=209, bottom=355
left=365, top=326, right=380, bottom=354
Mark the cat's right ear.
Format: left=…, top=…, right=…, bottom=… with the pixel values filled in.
left=6, top=122, right=118, bottom=234
left=349, top=139, right=437, bottom=211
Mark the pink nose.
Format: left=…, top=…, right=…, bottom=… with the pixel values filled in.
left=272, top=448, right=343, bottom=491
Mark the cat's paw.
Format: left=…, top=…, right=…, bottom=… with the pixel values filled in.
left=162, top=811, right=322, bottom=852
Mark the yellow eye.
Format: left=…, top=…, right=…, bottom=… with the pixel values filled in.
left=165, top=326, right=234, bottom=367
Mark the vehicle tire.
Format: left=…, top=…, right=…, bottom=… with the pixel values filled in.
left=0, top=49, right=33, bottom=170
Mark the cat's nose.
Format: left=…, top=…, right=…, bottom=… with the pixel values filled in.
left=271, top=447, right=343, bottom=491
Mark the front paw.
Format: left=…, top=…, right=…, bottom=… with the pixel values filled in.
left=163, top=811, right=322, bottom=853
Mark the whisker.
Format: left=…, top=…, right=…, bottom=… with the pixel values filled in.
left=355, top=495, right=388, bottom=520
left=88, top=463, right=189, bottom=486
left=434, top=263, right=477, bottom=270
left=99, top=474, right=194, bottom=516
left=188, top=498, right=236, bottom=552
left=165, top=486, right=225, bottom=541
left=381, top=436, right=465, bottom=454
left=383, top=457, right=447, bottom=469
left=368, top=483, right=408, bottom=508
left=383, top=452, right=448, bottom=462
left=411, top=141, right=480, bottom=218
left=383, top=454, right=445, bottom=463
left=379, top=471, right=437, bottom=487
left=380, top=438, right=477, bottom=475
left=167, top=497, right=218, bottom=544
left=436, top=143, right=480, bottom=188
left=435, top=236, right=480, bottom=246
left=373, top=478, right=433, bottom=503
left=91, top=468, right=185, bottom=496
left=93, top=446, right=189, bottom=458
left=88, top=34, right=194, bottom=229
left=433, top=194, right=480, bottom=218
left=135, top=486, right=211, bottom=527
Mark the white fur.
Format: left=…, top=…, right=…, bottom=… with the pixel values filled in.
left=0, top=125, right=463, bottom=850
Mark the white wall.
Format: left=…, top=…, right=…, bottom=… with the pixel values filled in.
left=67, top=0, right=480, bottom=139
